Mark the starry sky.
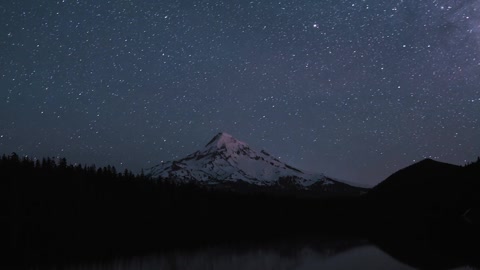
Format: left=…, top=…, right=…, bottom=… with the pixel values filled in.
left=1, top=0, right=480, bottom=186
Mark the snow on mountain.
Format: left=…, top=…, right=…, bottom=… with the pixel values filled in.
left=147, top=132, right=354, bottom=190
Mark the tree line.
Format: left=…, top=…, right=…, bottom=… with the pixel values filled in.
left=0, top=152, right=365, bottom=266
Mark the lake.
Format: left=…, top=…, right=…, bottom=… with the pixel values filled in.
left=27, top=237, right=477, bottom=270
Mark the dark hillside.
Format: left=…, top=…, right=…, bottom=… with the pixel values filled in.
left=367, top=158, right=480, bottom=219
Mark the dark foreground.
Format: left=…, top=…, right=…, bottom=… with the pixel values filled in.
left=1, top=154, right=479, bottom=269
left=4, top=214, right=480, bottom=270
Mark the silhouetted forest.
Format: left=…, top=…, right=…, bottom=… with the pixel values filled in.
left=0, top=153, right=365, bottom=267
left=1, top=153, right=479, bottom=268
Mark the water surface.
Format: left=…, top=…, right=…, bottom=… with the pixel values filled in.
left=30, top=239, right=477, bottom=270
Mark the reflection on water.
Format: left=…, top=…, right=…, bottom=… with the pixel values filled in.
left=28, top=237, right=479, bottom=270
left=29, top=243, right=444, bottom=270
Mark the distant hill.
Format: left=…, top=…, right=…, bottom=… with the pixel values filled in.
left=368, top=158, right=480, bottom=220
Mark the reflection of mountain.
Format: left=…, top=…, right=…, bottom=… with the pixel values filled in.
left=218, top=236, right=369, bottom=262
left=303, top=237, right=369, bottom=258
left=57, top=238, right=387, bottom=270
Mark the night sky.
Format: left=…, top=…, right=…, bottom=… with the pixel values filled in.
left=1, top=0, right=479, bottom=186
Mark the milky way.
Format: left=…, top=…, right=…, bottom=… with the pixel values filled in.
left=1, top=0, right=479, bottom=186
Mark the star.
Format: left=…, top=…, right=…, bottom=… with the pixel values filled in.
left=0, top=0, right=478, bottom=187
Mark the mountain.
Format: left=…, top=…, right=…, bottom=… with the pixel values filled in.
left=368, top=158, right=480, bottom=219
left=365, top=158, right=480, bottom=270
left=369, top=158, right=463, bottom=198
left=147, top=132, right=365, bottom=196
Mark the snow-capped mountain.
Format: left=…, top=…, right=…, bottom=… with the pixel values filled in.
left=148, top=132, right=364, bottom=194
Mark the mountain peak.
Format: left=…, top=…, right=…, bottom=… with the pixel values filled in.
left=412, top=158, right=459, bottom=169
left=205, top=132, right=249, bottom=153
left=205, top=132, right=233, bottom=146
left=418, top=158, right=435, bottom=163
